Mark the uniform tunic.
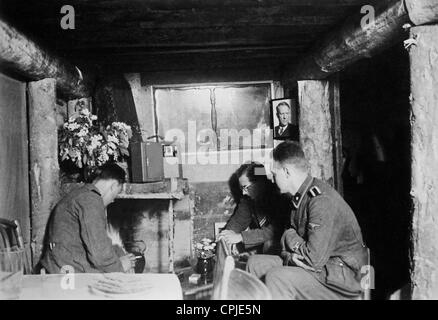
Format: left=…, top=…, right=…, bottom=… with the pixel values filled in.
left=247, top=175, right=368, bottom=299
left=40, top=184, right=123, bottom=273
left=225, top=191, right=290, bottom=253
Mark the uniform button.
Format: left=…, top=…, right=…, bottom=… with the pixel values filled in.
left=339, top=263, right=343, bottom=266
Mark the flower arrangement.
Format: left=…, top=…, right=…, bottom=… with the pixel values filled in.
left=195, top=238, right=216, bottom=259
left=59, top=108, right=132, bottom=177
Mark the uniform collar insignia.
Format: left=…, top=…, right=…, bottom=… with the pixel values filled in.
left=86, top=183, right=102, bottom=196
left=291, top=175, right=314, bottom=209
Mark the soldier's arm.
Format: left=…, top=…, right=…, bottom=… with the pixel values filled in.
left=76, top=195, right=124, bottom=273
left=225, top=198, right=253, bottom=233
left=241, top=224, right=274, bottom=248
left=285, top=196, right=338, bottom=270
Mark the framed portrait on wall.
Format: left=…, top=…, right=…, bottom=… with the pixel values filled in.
left=270, top=98, right=299, bottom=141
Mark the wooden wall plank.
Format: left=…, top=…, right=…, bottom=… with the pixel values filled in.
left=0, top=73, right=30, bottom=243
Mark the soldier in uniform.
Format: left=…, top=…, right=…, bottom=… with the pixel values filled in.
left=247, top=141, right=368, bottom=299
left=39, top=163, right=137, bottom=273
left=218, top=162, right=290, bottom=255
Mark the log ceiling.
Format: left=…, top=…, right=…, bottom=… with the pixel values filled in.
left=0, top=0, right=391, bottom=75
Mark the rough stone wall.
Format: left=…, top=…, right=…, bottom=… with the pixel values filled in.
left=298, top=80, right=334, bottom=184
left=409, top=25, right=438, bottom=300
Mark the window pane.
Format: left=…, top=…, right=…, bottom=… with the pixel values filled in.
left=215, top=84, right=272, bottom=150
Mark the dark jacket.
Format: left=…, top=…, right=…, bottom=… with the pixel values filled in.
left=226, top=191, right=290, bottom=253
left=40, top=184, right=123, bottom=273
left=274, top=123, right=299, bottom=141
left=281, top=175, right=368, bottom=297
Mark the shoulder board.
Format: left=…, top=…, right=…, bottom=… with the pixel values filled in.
left=308, top=186, right=322, bottom=198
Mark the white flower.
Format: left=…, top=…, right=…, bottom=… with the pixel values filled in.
left=90, top=135, right=103, bottom=150
left=90, top=115, right=97, bottom=121
left=107, top=134, right=119, bottom=145
left=97, top=152, right=109, bottom=166
left=80, top=108, right=90, bottom=117
left=201, top=238, right=212, bottom=244
left=77, top=128, right=88, bottom=138
left=67, top=123, right=80, bottom=131
left=195, top=243, right=204, bottom=250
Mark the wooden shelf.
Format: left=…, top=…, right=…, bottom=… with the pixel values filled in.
left=117, top=178, right=188, bottom=200
left=116, top=192, right=184, bottom=200
left=61, top=178, right=188, bottom=200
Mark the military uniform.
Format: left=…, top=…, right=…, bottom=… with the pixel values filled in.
left=247, top=175, right=368, bottom=300
left=225, top=191, right=290, bottom=254
left=40, top=184, right=124, bottom=273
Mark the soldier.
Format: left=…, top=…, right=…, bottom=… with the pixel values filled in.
left=247, top=141, right=368, bottom=300
left=39, top=163, right=137, bottom=273
left=218, top=162, right=289, bottom=255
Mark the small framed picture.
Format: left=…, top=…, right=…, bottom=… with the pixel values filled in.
left=270, top=98, right=299, bottom=141
left=163, top=145, right=177, bottom=157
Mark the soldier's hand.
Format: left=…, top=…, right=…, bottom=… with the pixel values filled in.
left=218, top=230, right=243, bottom=245
left=120, top=253, right=136, bottom=272
left=280, top=250, right=292, bottom=266
left=291, top=253, right=316, bottom=271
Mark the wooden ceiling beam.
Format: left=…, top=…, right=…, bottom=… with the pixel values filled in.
left=31, top=26, right=320, bottom=51
left=67, top=44, right=308, bottom=56
left=282, top=0, right=410, bottom=83
left=0, top=18, right=90, bottom=98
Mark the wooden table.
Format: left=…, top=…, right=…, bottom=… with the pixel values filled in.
left=18, top=273, right=183, bottom=300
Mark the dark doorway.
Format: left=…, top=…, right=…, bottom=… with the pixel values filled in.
left=340, top=44, right=412, bottom=300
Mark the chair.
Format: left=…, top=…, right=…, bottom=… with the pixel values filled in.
left=0, top=218, right=32, bottom=274
left=356, top=247, right=372, bottom=300
left=212, top=238, right=271, bottom=300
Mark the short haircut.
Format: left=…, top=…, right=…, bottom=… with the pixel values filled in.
left=273, top=141, right=309, bottom=172
left=93, top=163, right=126, bottom=184
left=276, top=102, right=290, bottom=114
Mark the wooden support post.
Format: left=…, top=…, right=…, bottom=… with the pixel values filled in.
left=298, top=80, right=335, bottom=186
left=409, top=25, right=438, bottom=300
left=168, top=199, right=175, bottom=273
left=329, top=75, right=343, bottom=195
left=28, top=78, right=60, bottom=265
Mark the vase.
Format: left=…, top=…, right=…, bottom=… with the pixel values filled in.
left=125, top=240, right=147, bottom=274
left=81, top=167, right=94, bottom=183
left=196, top=257, right=214, bottom=283
left=117, top=161, right=130, bottom=182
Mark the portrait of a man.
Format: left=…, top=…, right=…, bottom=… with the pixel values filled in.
left=271, top=98, right=299, bottom=141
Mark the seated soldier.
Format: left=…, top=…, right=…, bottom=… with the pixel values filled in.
left=218, top=162, right=290, bottom=257
left=247, top=141, right=368, bottom=300
left=39, top=163, right=136, bottom=273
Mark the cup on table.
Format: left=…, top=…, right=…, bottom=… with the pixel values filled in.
left=0, top=248, right=24, bottom=300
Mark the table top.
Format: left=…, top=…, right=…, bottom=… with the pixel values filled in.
left=18, top=273, right=183, bottom=300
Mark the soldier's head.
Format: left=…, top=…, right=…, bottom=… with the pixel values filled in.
left=93, top=163, right=126, bottom=207
left=235, top=162, right=273, bottom=202
left=271, top=141, right=309, bottom=194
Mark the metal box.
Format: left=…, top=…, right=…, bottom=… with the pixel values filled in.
left=130, top=142, right=164, bottom=182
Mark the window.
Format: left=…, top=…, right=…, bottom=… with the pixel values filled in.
left=154, top=82, right=274, bottom=155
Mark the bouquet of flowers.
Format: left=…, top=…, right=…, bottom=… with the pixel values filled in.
left=195, top=238, right=216, bottom=259
left=59, top=108, right=132, bottom=177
